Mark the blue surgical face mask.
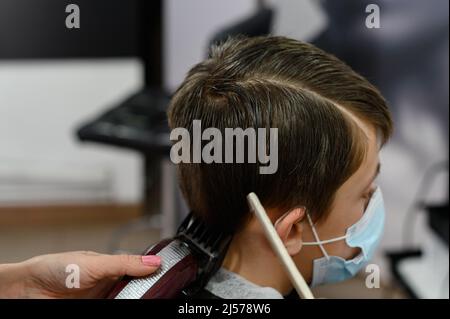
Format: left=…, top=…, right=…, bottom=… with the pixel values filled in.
left=302, top=186, right=385, bottom=287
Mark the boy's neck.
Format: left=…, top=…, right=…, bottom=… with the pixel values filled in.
left=221, top=231, right=294, bottom=296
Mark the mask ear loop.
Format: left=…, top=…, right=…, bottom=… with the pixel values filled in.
left=274, top=205, right=308, bottom=229
left=305, top=213, right=330, bottom=260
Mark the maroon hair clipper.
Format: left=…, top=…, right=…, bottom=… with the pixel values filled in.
left=107, top=212, right=231, bottom=299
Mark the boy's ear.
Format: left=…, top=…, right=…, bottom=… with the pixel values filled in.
left=274, top=207, right=306, bottom=255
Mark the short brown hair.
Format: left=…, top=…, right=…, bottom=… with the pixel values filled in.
left=168, top=36, right=393, bottom=234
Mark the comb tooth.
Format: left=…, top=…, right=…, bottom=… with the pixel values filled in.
left=211, top=233, right=224, bottom=250
left=186, top=213, right=197, bottom=227
left=199, top=226, right=210, bottom=244
left=211, top=234, right=222, bottom=249
left=205, top=232, right=214, bottom=248
left=218, top=233, right=228, bottom=249
left=194, top=221, right=204, bottom=238
left=206, top=230, right=215, bottom=247
left=207, top=229, right=220, bottom=248
left=185, top=217, right=194, bottom=230
left=182, top=218, right=191, bottom=234
left=205, top=229, right=215, bottom=247
left=201, top=222, right=211, bottom=239
left=189, top=218, right=201, bottom=235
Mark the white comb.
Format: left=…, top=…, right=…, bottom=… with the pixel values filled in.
left=247, top=192, right=315, bottom=299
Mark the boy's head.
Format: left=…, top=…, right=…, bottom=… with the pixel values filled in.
left=167, top=36, right=393, bottom=237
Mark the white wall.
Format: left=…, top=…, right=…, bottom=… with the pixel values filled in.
left=0, top=59, right=143, bottom=204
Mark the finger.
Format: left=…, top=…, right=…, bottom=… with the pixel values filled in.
left=98, top=254, right=161, bottom=278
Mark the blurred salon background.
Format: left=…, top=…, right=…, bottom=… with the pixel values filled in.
left=0, top=0, right=448, bottom=298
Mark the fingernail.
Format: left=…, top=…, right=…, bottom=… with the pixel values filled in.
left=141, top=255, right=161, bottom=266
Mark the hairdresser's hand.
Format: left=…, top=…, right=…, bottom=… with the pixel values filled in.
left=0, top=251, right=161, bottom=298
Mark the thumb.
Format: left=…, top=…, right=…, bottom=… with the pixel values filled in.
left=98, top=254, right=161, bottom=278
